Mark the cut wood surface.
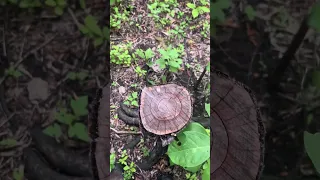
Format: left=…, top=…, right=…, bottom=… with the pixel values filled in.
left=140, top=84, right=192, bottom=135
left=211, top=70, right=265, bottom=180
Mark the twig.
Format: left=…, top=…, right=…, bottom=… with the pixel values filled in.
left=194, top=65, right=207, bottom=91
left=0, top=35, right=56, bottom=85
left=110, top=127, right=141, bottom=135
left=67, top=8, right=82, bottom=29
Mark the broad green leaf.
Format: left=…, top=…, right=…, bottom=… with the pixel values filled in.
left=205, top=103, right=210, bottom=117
left=245, top=5, right=255, bottom=21
left=45, top=0, right=56, bottom=6
left=304, top=131, right=320, bottom=173
left=124, top=101, right=130, bottom=105
left=68, top=123, right=90, bottom=142
left=312, top=70, right=320, bottom=89
left=216, top=0, right=231, bottom=9
left=192, top=9, right=199, bottom=18
left=54, top=6, right=64, bottom=16
left=80, top=0, right=86, bottom=9
left=198, top=6, right=210, bottom=13
left=94, top=37, right=104, bottom=47
left=77, top=71, right=88, bottom=80
left=145, top=48, right=155, bottom=59
left=168, top=61, right=180, bottom=68
left=70, top=96, right=88, bottom=117
left=79, top=25, right=89, bottom=34
left=156, top=59, right=167, bottom=69
left=110, top=153, right=116, bottom=172
left=84, top=15, right=103, bottom=36
left=102, top=27, right=109, bottom=39
left=55, top=111, right=75, bottom=125
left=181, top=122, right=208, bottom=136
left=169, top=66, right=178, bottom=73
left=110, top=0, right=116, bottom=6
left=308, top=1, right=320, bottom=32
left=56, top=0, right=66, bottom=6
left=13, top=166, right=24, bottom=180
left=135, top=49, right=145, bottom=59
left=186, top=3, right=195, bottom=9
left=202, top=160, right=210, bottom=180
left=131, top=100, right=138, bottom=107
left=168, top=131, right=210, bottom=167
left=184, top=164, right=202, bottom=173
left=0, top=138, right=17, bottom=147
left=67, top=72, right=77, bottom=80
left=131, top=92, right=138, bottom=99
left=43, top=123, right=62, bottom=138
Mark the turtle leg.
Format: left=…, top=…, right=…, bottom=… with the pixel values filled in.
left=117, top=102, right=140, bottom=126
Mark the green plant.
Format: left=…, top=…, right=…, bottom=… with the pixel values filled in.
left=186, top=2, right=209, bottom=18
left=156, top=45, right=183, bottom=73
left=205, top=103, right=210, bottom=117
left=134, top=66, right=147, bottom=77
left=134, top=48, right=155, bottom=66
left=304, top=131, right=320, bottom=174
left=211, top=0, right=231, bottom=35
left=112, top=81, right=118, bottom=86
left=147, top=0, right=178, bottom=26
left=110, top=7, right=129, bottom=29
left=80, top=15, right=109, bottom=47
left=167, top=122, right=210, bottom=179
left=12, top=165, right=24, bottom=180
left=119, top=150, right=136, bottom=179
left=5, top=66, right=22, bottom=78
left=308, top=0, right=320, bottom=32
left=124, top=92, right=138, bottom=107
left=111, top=43, right=133, bottom=66
left=43, top=96, right=90, bottom=142
left=201, top=21, right=209, bottom=38
left=244, top=5, right=256, bottom=21
left=67, top=71, right=88, bottom=81
left=186, top=172, right=198, bottom=180
left=45, top=0, right=66, bottom=15
left=0, top=138, right=17, bottom=148
left=110, top=152, right=116, bottom=172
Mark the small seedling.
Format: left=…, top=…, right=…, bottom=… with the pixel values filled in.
left=111, top=7, right=129, bottom=29
left=186, top=3, right=209, bottom=18
left=45, top=0, right=66, bottom=15
left=186, top=173, right=198, bottom=180
left=80, top=15, right=109, bottom=47
left=12, top=165, right=24, bottom=180
left=111, top=43, right=133, bottom=66
left=134, top=66, right=147, bottom=77
left=244, top=5, right=256, bottom=21
left=5, top=66, right=22, bottom=78
left=123, top=161, right=136, bottom=180
left=134, top=48, right=155, bottom=66
left=156, top=45, right=183, bottom=73
left=141, top=146, right=150, bottom=157
left=124, top=92, right=139, bottom=107
left=112, top=81, right=118, bottom=87
left=110, top=152, right=116, bottom=172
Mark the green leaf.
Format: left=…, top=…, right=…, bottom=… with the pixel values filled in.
left=131, top=92, right=138, bottom=99
left=103, top=27, right=109, bottom=39
left=312, top=70, right=320, bottom=89
left=56, top=0, right=66, bottom=6
left=308, top=1, right=320, bottom=32
left=84, top=15, right=103, bottom=36
left=110, top=0, right=116, bottom=6
left=0, top=138, right=17, bottom=147
left=45, top=0, right=56, bottom=7
left=192, top=9, right=199, bottom=18
left=68, top=123, right=90, bottom=142
left=80, top=0, right=86, bottom=9
left=304, top=131, right=320, bottom=173
left=198, top=6, right=210, bottom=13
left=156, top=59, right=167, bottom=69
left=181, top=122, right=208, bottom=136
left=186, top=3, right=195, bottom=9
left=184, top=164, right=202, bottom=173
left=135, top=49, right=145, bottom=59
left=202, top=160, right=210, bottom=180
left=216, top=0, right=231, bottom=9
left=131, top=100, right=138, bottom=107
left=167, top=131, right=210, bottom=168
left=54, top=6, right=64, bottom=16
left=13, top=166, right=24, bottom=180
left=43, top=123, right=62, bottom=138
left=123, top=166, right=130, bottom=171
left=55, top=110, right=76, bottom=125
left=70, top=96, right=88, bottom=117
left=77, top=71, right=88, bottom=80
left=124, top=101, right=130, bottom=105
left=110, top=153, right=116, bottom=172
left=94, top=37, right=104, bottom=47
left=145, top=48, right=155, bottom=59
left=169, top=66, right=178, bottom=73
left=245, top=5, right=255, bottom=21
left=67, top=72, right=77, bottom=80
left=205, top=103, right=210, bottom=117
left=79, top=25, right=89, bottom=34
left=168, top=61, right=180, bottom=68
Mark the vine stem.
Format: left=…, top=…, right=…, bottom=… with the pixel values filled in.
left=268, top=17, right=309, bottom=93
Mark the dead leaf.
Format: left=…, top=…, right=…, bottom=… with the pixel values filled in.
left=27, top=78, right=49, bottom=103
left=118, top=86, right=126, bottom=94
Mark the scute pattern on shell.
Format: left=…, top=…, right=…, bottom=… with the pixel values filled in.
left=140, top=84, right=192, bottom=135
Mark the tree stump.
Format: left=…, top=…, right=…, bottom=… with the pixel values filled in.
left=211, top=70, right=265, bottom=180
left=140, top=84, right=192, bottom=135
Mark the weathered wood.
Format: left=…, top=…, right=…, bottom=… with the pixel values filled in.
left=140, top=84, right=192, bottom=135
left=211, top=69, right=265, bottom=180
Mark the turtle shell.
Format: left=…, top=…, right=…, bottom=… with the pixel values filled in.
left=140, top=84, right=192, bottom=135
